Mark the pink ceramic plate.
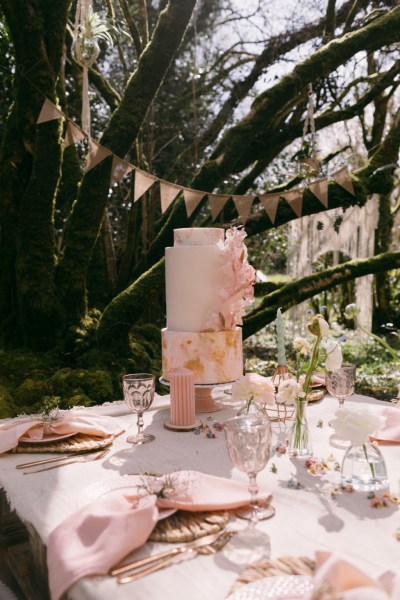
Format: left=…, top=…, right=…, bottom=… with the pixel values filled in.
left=19, top=432, right=77, bottom=444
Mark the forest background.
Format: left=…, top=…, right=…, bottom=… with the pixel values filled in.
left=0, top=0, right=399, bottom=416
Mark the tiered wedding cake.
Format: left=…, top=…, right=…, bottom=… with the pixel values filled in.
left=161, top=227, right=255, bottom=384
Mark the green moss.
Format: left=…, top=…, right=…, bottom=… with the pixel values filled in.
left=131, top=324, right=161, bottom=359
left=14, top=378, right=52, bottom=409
left=50, top=368, right=114, bottom=404
left=66, top=393, right=94, bottom=408
left=0, top=384, right=17, bottom=418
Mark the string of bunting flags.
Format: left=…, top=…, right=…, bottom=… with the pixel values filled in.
left=37, top=98, right=356, bottom=225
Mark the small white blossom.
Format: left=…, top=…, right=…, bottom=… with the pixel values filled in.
left=344, top=303, right=361, bottom=319
left=293, top=336, right=312, bottom=356
left=324, top=338, right=343, bottom=372
left=276, top=379, right=305, bottom=405
left=330, top=406, right=386, bottom=445
left=231, top=373, right=275, bottom=405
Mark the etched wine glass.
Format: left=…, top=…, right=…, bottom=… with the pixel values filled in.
left=123, top=374, right=155, bottom=445
left=224, top=414, right=275, bottom=524
left=326, top=363, right=356, bottom=409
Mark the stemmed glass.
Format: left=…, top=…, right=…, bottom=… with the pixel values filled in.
left=224, top=414, right=275, bottom=524
left=123, top=373, right=155, bottom=445
left=326, top=363, right=356, bottom=409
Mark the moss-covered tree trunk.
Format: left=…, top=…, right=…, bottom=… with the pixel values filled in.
left=373, top=193, right=395, bottom=329
left=0, top=0, right=70, bottom=350
left=55, top=0, right=197, bottom=326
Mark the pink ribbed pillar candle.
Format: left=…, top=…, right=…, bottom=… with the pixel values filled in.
left=170, top=367, right=195, bottom=427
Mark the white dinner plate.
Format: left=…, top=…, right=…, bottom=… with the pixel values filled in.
left=226, top=575, right=313, bottom=600
left=19, top=431, right=77, bottom=444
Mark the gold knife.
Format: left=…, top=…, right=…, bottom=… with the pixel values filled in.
left=110, top=529, right=228, bottom=577
left=16, top=449, right=103, bottom=469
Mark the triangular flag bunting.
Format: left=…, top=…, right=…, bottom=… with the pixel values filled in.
left=85, top=140, right=113, bottom=172
left=208, top=194, right=230, bottom=221
left=133, top=169, right=157, bottom=202
left=232, top=195, right=254, bottom=224
left=110, top=156, right=134, bottom=186
left=37, top=98, right=64, bottom=124
left=309, top=177, right=328, bottom=208
left=259, top=193, right=281, bottom=224
left=64, top=121, right=87, bottom=148
left=284, top=188, right=303, bottom=217
left=183, top=189, right=205, bottom=218
left=299, top=156, right=320, bottom=175
left=160, top=181, right=182, bottom=213
left=331, top=166, right=355, bottom=196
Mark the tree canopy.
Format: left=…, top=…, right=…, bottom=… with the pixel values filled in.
left=0, top=0, right=399, bottom=411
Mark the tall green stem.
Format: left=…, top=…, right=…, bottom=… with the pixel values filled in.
left=303, top=334, right=321, bottom=396
left=356, top=318, right=398, bottom=361
left=362, top=442, right=376, bottom=478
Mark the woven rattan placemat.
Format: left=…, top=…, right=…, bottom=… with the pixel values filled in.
left=228, top=555, right=316, bottom=596
left=149, top=509, right=230, bottom=543
left=10, top=433, right=115, bottom=454
left=307, top=389, right=326, bottom=402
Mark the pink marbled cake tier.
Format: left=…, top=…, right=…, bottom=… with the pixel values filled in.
left=162, top=328, right=243, bottom=385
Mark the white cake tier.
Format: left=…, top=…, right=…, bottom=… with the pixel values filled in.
left=161, top=328, right=243, bottom=385
left=174, top=228, right=224, bottom=246
left=165, top=244, right=223, bottom=332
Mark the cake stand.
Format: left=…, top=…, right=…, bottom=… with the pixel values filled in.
left=159, top=377, right=231, bottom=413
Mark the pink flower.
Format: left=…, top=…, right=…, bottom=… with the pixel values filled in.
left=202, top=227, right=255, bottom=330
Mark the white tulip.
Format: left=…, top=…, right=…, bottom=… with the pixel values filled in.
left=324, top=338, right=343, bottom=371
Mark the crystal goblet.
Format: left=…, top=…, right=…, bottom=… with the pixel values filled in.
left=224, top=414, right=275, bottom=524
left=326, top=363, right=356, bottom=408
left=123, top=374, right=155, bottom=445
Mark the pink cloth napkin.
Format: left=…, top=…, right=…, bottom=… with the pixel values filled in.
left=370, top=407, right=400, bottom=444
left=313, top=552, right=400, bottom=599
left=0, top=410, right=124, bottom=453
left=47, top=470, right=272, bottom=600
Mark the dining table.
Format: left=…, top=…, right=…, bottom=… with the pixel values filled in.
left=0, top=391, right=399, bottom=600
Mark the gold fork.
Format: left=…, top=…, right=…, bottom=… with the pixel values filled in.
left=23, top=448, right=110, bottom=474
left=116, top=530, right=235, bottom=584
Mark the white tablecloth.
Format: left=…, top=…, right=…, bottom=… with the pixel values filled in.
left=0, top=393, right=399, bottom=600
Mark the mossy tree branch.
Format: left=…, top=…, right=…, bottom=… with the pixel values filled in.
left=176, top=0, right=366, bottom=167
left=243, top=250, right=400, bottom=339
left=97, top=257, right=165, bottom=354
left=130, top=7, right=400, bottom=280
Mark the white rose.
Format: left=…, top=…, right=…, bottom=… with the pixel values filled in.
left=293, top=336, right=312, bottom=356
left=324, top=338, right=343, bottom=371
left=231, top=373, right=275, bottom=405
left=276, top=379, right=304, bottom=405
left=330, top=406, right=386, bottom=445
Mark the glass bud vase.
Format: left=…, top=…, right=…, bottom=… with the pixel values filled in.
left=341, top=441, right=388, bottom=492
left=237, top=399, right=265, bottom=417
left=288, top=400, right=312, bottom=457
